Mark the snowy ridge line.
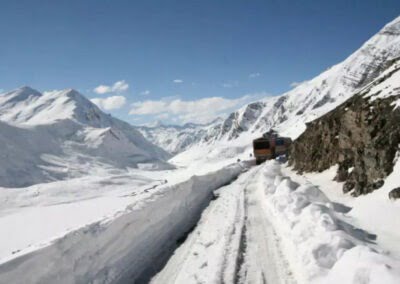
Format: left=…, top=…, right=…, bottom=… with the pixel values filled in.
left=0, top=162, right=247, bottom=284
left=260, top=162, right=400, bottom=283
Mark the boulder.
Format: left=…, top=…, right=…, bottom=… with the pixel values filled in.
left=389, top=187, right=400, bottom=200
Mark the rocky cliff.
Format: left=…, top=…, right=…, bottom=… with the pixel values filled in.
left=290, top=58, right=400, bottom=196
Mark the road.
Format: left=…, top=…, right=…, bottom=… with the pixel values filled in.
left=152, top=164, right=296, bottom=284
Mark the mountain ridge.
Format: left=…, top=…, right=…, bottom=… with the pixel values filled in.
left=0, top=87, right=170, bottom=187
left=167, top=15, right=400, bottom=152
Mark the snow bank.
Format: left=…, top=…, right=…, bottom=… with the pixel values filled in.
left=284, top=157, right=400, bottom=259
left=260, top=162, right=400, bottom=283
left=0, top=163, right=245, bottom=284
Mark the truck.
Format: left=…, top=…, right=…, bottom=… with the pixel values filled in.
left=253, top=130, right=292, bottom=164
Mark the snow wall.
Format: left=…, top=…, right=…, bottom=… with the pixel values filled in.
left=0, top=163, right=246, bottom=284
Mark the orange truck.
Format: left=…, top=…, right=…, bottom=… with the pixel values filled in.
left=253, top=132, right=292, bottom=164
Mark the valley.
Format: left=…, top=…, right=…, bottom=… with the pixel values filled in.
left=0, top=9, right=400, bottom=284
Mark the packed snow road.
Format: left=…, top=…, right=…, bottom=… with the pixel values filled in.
left=152, top=164, right=295, bottom=284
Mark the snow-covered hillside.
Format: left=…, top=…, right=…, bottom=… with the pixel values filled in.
left=210, top=15, right=400, bottom=141
left=170, top=15, right=400, bottom=158
left=137, top=118, right=223, bottom=155
left=0, top=87, right=170, bottom=187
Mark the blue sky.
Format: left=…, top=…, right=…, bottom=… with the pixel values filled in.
left=0, top=0, right=399, bottom=125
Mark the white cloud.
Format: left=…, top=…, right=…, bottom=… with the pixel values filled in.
left=93, top=85, right=110, bottom=94
left=290, top=80, right=308, bottom=88
left=249, top=73, right=261, bottom=78
left=173, top=79, right=183, bottom=84
left=129, top=93, right=265, bottom=124
left=91, top=96, right=127, bottom=110
left=140, top=90, right=150, bottom=96
left=93, top=80, right=129, bottom=94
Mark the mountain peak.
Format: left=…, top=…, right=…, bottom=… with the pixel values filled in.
left=57, top=88, right=85, bottom=99
left=18, top=86, right=41, bottom=93
left=14, top=86, right=42, bottom=97
left=0, top=86, right=42, bottom=106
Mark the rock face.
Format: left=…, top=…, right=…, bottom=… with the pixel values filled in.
left=389, top=187, right=400, bottom=200
left=290, top=59, right=400, bottom=196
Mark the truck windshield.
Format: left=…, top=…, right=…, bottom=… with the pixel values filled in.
left=254, top=141, right=270, bottom=149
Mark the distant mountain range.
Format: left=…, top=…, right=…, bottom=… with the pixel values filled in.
left=137, top=118, right=223, bottom=155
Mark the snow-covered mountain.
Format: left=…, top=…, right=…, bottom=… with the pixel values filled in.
left=0, top=87, right=170, bottom=187
left=190, top=16, right=400, bottom=146
left=220, top=16, right=400, bottom=140
left=137, top=118, right=223, bottom=155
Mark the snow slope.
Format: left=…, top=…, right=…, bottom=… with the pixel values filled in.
left=0, top=87, right=170, bottom=187
left=362, top=56, right=400, bottom=105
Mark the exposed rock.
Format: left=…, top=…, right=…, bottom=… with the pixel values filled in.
left=389, top=187, right=400, bottom=200
left=289, top=59, right=400, bottom=196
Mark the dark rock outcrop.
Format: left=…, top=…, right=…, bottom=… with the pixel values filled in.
left=289, top=60, right=400, bottom=196
left=389, top=187, right=400, bottom=200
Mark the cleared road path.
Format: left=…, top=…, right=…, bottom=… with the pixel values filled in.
left=152, top=163, right=296, bottom=284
